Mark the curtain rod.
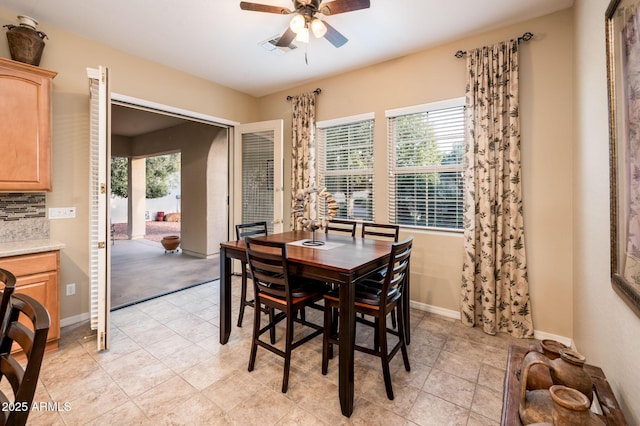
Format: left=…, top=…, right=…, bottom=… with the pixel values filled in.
left=454, top=32, right=534, bottom=58
left=286, top=88, right=321, bottom=101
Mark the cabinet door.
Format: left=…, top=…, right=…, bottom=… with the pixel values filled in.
left=0, top=58, right=56, bottom=191
left=14, top=271, right=60, bottom=341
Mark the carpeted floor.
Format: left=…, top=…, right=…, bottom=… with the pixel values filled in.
left=110, top=222, right=219, bottom=309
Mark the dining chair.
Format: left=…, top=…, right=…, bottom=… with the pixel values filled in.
left=324, top=218, right=357, bottom=237
left=246, top=238, right=326, bottom=393
left=0, top=268, right=17, bottom=330
left=235, top=221, right=268, bottom=327
left=322, top=236, right=413, bottom=400
left=360, top=222, right=401, bottom=327
left=0, top=293, right=51, bottom=426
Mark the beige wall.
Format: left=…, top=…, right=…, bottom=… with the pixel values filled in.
left=257, top=10, right=575, bottom=339
left=0, top=6, right=259, bottom=321
left=124, top=122, right=229, bottom=258
left=574, top=0, right=640, bottom=423
left=3, top=3, right=639, bottom=421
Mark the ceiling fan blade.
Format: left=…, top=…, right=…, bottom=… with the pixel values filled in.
left=319, top=0, right=370, bottom=15
left=240, top=1, right=292, bottom=14
left=275, top=27, right=297, bottom=47
left=323, top=21, right=348, bottom=48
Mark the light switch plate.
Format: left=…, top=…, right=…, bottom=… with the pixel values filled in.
left=49, top=207, right=76, bottom=219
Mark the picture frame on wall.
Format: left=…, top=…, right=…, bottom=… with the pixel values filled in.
left=606, top=0, right=640, bottom=317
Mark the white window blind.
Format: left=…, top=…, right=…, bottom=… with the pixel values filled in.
left=387, top=99, right=465, bottom=230
left=242, top=131, right=275, bottom=233
left=317, top=116, right=374, bottom=221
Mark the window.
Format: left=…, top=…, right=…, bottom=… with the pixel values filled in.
left=317, top=113, right=374, bottom=221
left=387, top=98, right=465, bottom=230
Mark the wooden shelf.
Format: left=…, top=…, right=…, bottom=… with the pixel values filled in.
left=502, top=344, right=627, bottom=426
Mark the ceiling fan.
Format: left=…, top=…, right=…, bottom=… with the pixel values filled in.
left=240, top=0, right=370, bottom=48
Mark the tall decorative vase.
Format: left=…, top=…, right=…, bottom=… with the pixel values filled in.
left=3, top=15, right=47, bottom=66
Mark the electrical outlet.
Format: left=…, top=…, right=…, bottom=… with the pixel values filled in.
left=66, top=283, right=76, bottom=296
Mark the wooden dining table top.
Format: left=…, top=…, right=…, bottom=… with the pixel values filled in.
left=220, top=230, right=394, bottom=279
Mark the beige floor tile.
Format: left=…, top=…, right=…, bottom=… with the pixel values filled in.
left=101, top=348, right=177, bottom=397
left=350, top=397, right=414, bottom=425
left=275, top=405, right=330, bottom=425
left=407, top=392, right=469, bottom=426
left=25, top=277, right=531, bottom=425
left=83, top=401, right=154, bottom=425
left=227, top=387, right=298, bottom=426
left=201, top=372, right=264, bottom=412
left=467, top=411, right=500, bottom=426
left=470, top=384, right=503, bottom=423
left=59, top=381, right=130, bottom=425
left=423, top=368, right=476, bottom=408
left=433, top=350, right=482, bottom=383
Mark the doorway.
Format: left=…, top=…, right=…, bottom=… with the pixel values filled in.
left=109, top=101, right=229, bottom=309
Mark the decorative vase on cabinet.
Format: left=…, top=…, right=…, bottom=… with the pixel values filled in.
left=0, top=57, right=56, bottom=191
left=3, top=15, right=48, bottom=66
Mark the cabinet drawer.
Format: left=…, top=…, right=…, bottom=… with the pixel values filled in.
left=0, top=251, right=58, bottom=276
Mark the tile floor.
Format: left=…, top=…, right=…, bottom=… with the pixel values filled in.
left=25, top=277, right=535, bottom=425
left=110, top=239, right=219, bottom=309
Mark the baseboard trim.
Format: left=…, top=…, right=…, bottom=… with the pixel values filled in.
left=409, top=300, right=572, bottom=346
left=410, top=300, right=461, bottom=319
left=60, top=312, right=91, bottom=327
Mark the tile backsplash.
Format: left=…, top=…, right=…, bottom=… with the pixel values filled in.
left=0, top=193, right=49, bottom=242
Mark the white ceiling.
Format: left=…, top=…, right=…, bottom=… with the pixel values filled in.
left=3, top=0, right=573, bottom=98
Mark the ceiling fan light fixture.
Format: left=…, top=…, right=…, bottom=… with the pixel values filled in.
left=289, top=13, right=306, bottom=33
left=311, top=18, right=327, bottom=38
left=295, top=26, right=309, bottom=43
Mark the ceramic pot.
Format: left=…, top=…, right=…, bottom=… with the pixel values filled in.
left=519, top=353, right=554, bottom=425
left=521, top=350, right=554, bottom=390
left=4, top=15, right=47, bottom=66
left=161, top=235, right=180, bottom=251
left=549, top=385, right=604, bottom=426
left=549, top=349, right=593, bottom=402
left=519, top=388, right=554, bottom=425
left=540, top=339, right=569, bottom=360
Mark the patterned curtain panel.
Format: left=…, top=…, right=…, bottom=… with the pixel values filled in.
left=290, top=92, right=317, bottom=230
left=460, top=40, right=534, bottom=338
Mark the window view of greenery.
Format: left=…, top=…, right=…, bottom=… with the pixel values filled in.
left=320, top=120, right=374, bottom=221
left=390, top=106, right=464, bottom=230
left=110, top=153, right=180, bottom=199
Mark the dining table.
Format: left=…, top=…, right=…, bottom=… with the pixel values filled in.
left=219, top=230, right=404, bottom=417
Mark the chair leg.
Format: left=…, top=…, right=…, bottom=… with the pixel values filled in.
left=248, top=296, right=261, bottom=372
left=329, top=306, right=338, bottom=359
left=373, top=317, right=380, bottom=350
left=282, top=310, right=294, bottom=393
left=269, top=308, right=276, bottom=344
left=378, top=315, right=394, bottom=400
left=391, top=309, right=397, bottom=329
left=322, top=302, right=332, bottom=375
left=397, top=301, right=411, bottom=372
left=237, top=266, right=248, bottom=327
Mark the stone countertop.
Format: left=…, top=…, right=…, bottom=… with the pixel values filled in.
left=0, top=239, right=65, bottom=258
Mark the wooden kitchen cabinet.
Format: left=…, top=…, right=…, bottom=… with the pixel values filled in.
left=0, top=251, right=60, bottom=353
left=0, top=57, right=57, bottom=191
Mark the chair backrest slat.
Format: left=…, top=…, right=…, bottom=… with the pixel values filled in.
left=325, top=219, right=357, bottom=237
left=236, top=221, right=268, bottom=240
left=361, top=222, right=400, bottom=242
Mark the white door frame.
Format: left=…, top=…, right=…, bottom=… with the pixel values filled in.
left=232, top=120, right=284, bottom=235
